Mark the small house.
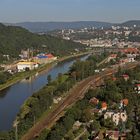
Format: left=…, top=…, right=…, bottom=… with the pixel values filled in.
left=122, top=74, right=129, bottom=81
left=101, top=102, right=107, bottom=111
left=105, top=130, right=119, bottom=140
left=89, top=97, right=99, bottom=105
left=135, top=84, right=140, bottom=94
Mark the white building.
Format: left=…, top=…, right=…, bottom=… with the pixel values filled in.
left=135, top=84, right=140, bottom=94
left=104, top=111, right=127, bottom=126
left=17, top=62, right=38, bottom=72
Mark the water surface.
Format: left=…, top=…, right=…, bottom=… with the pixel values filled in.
left=0, top=55, right=89, bottom=130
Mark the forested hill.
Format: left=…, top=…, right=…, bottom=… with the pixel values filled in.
left=0, top=23, right=85, bottom=62
left=120, top=20, right=140, bottom=27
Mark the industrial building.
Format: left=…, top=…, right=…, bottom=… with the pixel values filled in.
left=34, top=53, right=57, bottom=64
left=17, top=62, right=38, bottom=72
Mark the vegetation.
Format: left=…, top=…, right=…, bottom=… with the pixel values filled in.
left=3, top=51, right=140, bottom=140
left=12, top=53, right=106, bottom=139
left=1, top=50, right=140, bottom=139
left=0, top=23, right=85, bottom=63
left=36, top=64, right=140, bottom=140
left=0, top=52, right=91, bottom=91
left=0, top=72, right=12, bottom=84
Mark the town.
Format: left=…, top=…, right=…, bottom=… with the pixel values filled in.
left=49, top=24, right=140, bottom=49
left=0, top=0, right=140, bottom=139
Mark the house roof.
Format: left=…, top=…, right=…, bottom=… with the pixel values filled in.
left=122, top=74, right=129, bottom=78
left=89, top=97, right=99, bottom=105
left=136, top=84, right=140, bottom=87
left=121, top=48, right=139, bottom=54
left=110, top=54, right=117, bottom=58
left=17, top=61, right=35, bottom=65
left=37, top=53, right=54, bottom=58
left=122, top=99, right=129, bottom=106
left=112, top=77, right=117, bottom=81
left=45, top=53, right=54, bottom=58
left=102, top=102, right=107, bottom=108
left=120, top=59, right=129, bottom=63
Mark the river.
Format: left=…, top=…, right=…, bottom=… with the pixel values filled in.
left=0, top=55, right=89, bottom=131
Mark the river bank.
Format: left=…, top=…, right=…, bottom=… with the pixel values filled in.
left=19, top=53, right=109, bottom=140
left=0, top=53, right=90, bottom=131
left=0, top=52, right=90, bottom=92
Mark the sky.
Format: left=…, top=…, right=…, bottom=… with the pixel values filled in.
left=0, top=0, right=140, bottom=23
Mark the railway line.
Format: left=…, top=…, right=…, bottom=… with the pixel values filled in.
left=21, top=62, right=140, bottom=140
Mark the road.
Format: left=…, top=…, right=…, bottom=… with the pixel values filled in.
left=21, top=62, right=139, bottom=140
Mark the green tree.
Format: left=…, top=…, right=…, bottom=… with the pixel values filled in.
left=81, top=109, right=92, bottom=123
left=47, top=74, right=52, bottom=84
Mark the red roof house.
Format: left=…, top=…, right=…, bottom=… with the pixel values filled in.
left=122, top=74, right=129, bottom=81
left=101, top=102, right=107, bottom=111
left=89, top=97, right=99, bottom=105
left=121, top=48, right=139, bottom=54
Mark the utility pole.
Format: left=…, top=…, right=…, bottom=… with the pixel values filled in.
left=15, top=124, right=18, bottom=140
left=33, top=116, right=36, bottom=126
left=27, top=48, right=30, bottom=61
left=13, top=120, right=19, bottom=140
left=82, top=64, right=84, bottom=80
left=66, top=81, right=68, bottom=92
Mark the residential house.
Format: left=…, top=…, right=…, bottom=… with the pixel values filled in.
left=101, top=102, right=107, bottom=111
left=105, top=130, right=119, bottom=140
left=121, top=48, right=139, bottom=56
left=34, top=53, right=57, bottom=64
left=135, top=84, right=140, bottom=94
left=89, top=97, right=99, bottom=105
left=104, top=111, right=127, bottom=126
left=122, top=74, right=129, bottom=81
left=120, top=99, right=129, bottom=109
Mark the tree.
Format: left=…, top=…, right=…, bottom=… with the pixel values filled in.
left=62, top=116, right=75, bottom=131
left=64, top=131, right=75, bottom=140
left=89, top=120, right=101, bottom=133
left=58, top=73, right=63, bottom=83
left=0, top=72, right=11, bottom=84
left=81, top=109, right=92, bottom=123
left=71, top=71, right=77, bottom=83
left=47, top=74, right=52, bottom=84
left=102, top=118, right=115, bottom=129
left=0, top=23, right=86, bottom=64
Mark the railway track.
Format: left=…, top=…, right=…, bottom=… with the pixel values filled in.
left=21, top=62, right=139, bottom=140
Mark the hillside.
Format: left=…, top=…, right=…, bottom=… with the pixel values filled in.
left=120, top=20, right=140, bottom=27
left=10, top=21, right=113, bottom=32
left=0, top=23, right=85, bottom=63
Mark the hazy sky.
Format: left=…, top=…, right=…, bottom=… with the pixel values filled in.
left=0, top=0, right=140, bottom=23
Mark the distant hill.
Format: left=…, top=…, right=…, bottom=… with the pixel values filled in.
left=0, top=23, right=85, bottom=63
left=120, top=20, right=140, bottom=27
left=6, top=20, right=140, bottom=33
left=9, top=21, right=113, bottom=32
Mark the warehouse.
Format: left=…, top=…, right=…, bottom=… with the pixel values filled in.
left=17, top=62, right=38, bottom=72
